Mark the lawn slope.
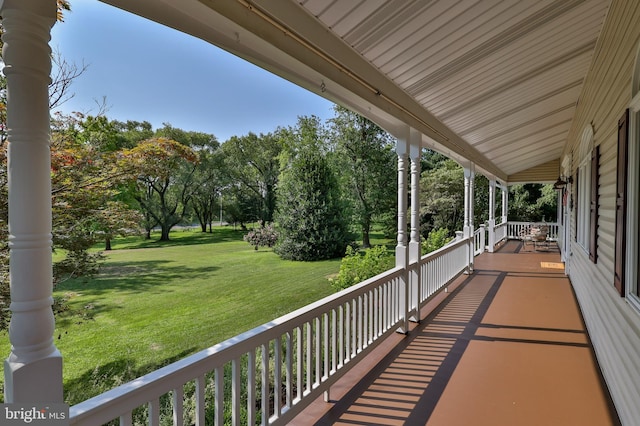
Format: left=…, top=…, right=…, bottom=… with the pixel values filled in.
left=0, top=228, right=339, bottom=404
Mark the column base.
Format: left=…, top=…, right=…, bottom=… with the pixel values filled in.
left=4, top=350, right=63, bottom=403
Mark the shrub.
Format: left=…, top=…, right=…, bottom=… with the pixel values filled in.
left=422, top=227, right=453, bottom=254
left=243, top=224, right=278, bottom=250
left=329, top=245, right=393, bottom=291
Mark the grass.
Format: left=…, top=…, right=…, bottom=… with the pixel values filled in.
left=0, top=227, right=341, bottom=405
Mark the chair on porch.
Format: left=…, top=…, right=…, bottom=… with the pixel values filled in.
left=519, top=224, right=549, bottom=251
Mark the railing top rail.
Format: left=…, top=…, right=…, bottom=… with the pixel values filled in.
left=421, top=235, right=469, bottom=262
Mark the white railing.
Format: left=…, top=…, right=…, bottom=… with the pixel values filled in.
left=494, top=222, right=508, bottom=244
left=507, top=221, right=559, bottom=241
left=474, top=226, right=485, bottom=257
left=71, top=266, right=407, bottom=425
left=70, top=236, right=476, bottom=426
left=416, top=237, right=470, bottom=314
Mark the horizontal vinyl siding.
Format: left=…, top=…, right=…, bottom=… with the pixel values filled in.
left=570, top=247, right=640, bottom=426
left=564, top=1, right=640, bottom=424
left=507, top=158, right=559, bottom=183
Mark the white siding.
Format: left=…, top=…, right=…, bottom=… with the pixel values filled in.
left=564, top=1, right=640, bottom=424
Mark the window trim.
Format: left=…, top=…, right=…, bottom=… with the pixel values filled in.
left=626, top=90, right=640, bottom=308
left=576, top=126, right=594, bottom=254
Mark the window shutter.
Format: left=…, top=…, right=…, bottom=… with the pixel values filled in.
left=589, top=145, right=599, bottom=263
left=574, top=169, right=579, bottom=241
left=614, top=109, right=629, bottom=296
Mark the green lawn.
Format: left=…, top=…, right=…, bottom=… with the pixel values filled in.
left=0, top=228, right=340, bottom=405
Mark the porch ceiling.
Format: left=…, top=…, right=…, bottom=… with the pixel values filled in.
left=101, top=0, right=610, bottom=183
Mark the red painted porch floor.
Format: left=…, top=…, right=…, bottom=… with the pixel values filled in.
left=290, top=240, right=620, bottom=426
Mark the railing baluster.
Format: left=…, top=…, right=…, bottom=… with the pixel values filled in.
left=331, top=309, right=337, bottom=374
left=296, top=326, right=302, bottom=402
left=373, top=288, right=379, bottom=338
left=351, top=300, right=357, bottom=357
left=274, top=337, right=282, bottom=418
left=367, top=291, right=372, bottom=344
left=195, top=375, right=205, bottom=426
left=338, top=305, right=344, bottom=368
left=247, top=351, right=256, bottom=426
left=286, top=331, right=293, bottom=409
left=215, top=366, right=224, bottom=426
left=119, top=412, right=133, bottom=426
left=344, top=302, right=351, bottom=362
left=357, top=295, right=363, bottom=351
left=315, top=317, right=321, bottom=387
left=323, top=313, right=329, bottom=381
left=306, top=322, right=312, bottom=393
left=148, top=398, right=160, bottom=426
left=261, top=343, right=269, bottom=425
left=173, top=386, right=184, bottom=426
left=232, top=357, right=241, bottom=425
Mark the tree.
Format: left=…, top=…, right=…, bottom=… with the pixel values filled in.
left=221, top=131, right=282, bottom=226
left=153, top=124, right=221, bottom=233
left=508, top=183, right=557, bottom=222
left=329, top=106, right=396, bottom=248
left=120, top=137, right=199, bottom=241
left=191, top=147, right=225, bottom=233
left=420, top=159, right=465, bottom=235
left=50, top=112, right=140, bottom=282
left=275, top=118, right=351, bottom=261
left=223, top=184, right=261, bottom=230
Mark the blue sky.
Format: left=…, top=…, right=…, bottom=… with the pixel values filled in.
left=50, top=0, right=336, bottom=142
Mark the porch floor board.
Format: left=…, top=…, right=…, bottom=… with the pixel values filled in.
left=291, top=240, right=620, bottom=426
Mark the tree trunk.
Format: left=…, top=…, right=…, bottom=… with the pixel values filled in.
left=105, top=238, right=112, bottom=251
left=362, top=216, right=372, bottom=248
left=145, top=228, right=151, bottom=239
left=200, top=223, right=207, bottom=232
left=160, top=225, right=171, bottom=241
left=362, top=228, right=371, bottom=249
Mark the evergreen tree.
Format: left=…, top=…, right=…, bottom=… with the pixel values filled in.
left=275, top=120, right=351, bottom=261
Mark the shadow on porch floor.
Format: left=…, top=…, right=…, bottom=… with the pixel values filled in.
left=291, top=240, right=620, bottom=426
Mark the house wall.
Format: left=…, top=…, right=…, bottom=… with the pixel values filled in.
left=563, top=1, right=640, bottom=424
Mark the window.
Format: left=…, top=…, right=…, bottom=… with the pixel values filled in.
left=615, top=110, right=628, bottom=296
left=576, top=126, right=594, bottom=255
left=626, top=47, right=640, bottom=304
left=623, top=41, right=640, bottom=306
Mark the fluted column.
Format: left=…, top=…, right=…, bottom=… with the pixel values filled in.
left=2, top=0, right=63, bottom=403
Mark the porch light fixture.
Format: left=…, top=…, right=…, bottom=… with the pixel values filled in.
left=553, top=175, right=573, bottom=190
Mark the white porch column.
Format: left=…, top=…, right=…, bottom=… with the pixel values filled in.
left=488, top=180, right=496, bottom=253
left=395, top=133, right=409, bottom=333
left=501, top=184, right=508, bottom=224
left=463, top=166, right=475, bottom=272
left=2, top=0, right=63, bottom=403
left=408, top=129, right=421, bottom=322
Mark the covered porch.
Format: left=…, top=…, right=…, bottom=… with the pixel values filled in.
left=293, top=240, right=618, bottom=425
left=4, top=0, right=639, bottom=424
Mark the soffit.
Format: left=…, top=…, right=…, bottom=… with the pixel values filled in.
left=299, top=0, right=609, bottom=180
